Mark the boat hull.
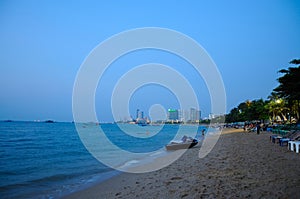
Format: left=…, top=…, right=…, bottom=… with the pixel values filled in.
left=165, top=139, right=198, bottom=150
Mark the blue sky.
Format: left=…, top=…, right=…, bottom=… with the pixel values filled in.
left=0, top=0, right=299, bottom=122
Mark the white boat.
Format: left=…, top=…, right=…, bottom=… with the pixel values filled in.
left=165, top=136, right=198, bottom=150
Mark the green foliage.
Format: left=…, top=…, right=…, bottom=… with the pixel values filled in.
left=211, top=115, right=225, bottom=123
left=273, top=59, right=300, bottom=122
left=225, top=99, right=268, bottom=123
left=226, top=58, right=300, bottom=123
left=274, top=63, right=300, bottom=101
left=200, top=119, right=210, bottom=124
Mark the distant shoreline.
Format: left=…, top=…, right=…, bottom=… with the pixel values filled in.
left=0, top=120, right=214, bottom=126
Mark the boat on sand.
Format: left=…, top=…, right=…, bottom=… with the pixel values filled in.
left=165, top=135, right=198, bottom=150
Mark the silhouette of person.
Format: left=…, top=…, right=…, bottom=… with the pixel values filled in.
left=256, top=123, right=261, bottom=134
left=202, top=129, right=206, bottom=136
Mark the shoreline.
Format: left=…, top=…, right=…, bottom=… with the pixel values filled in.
left=64, top=129, right=300, bottom=199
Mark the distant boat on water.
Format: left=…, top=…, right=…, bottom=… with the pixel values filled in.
left=3, top=120, right=13, bottom=122
left=45, top=120, right=55, bottom=123
left=138, top=123, right=147, bottom=126
left=136, top=118, right=148, bottom=126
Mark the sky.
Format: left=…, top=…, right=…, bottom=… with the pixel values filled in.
left=0, top=0, right=300, bottom=122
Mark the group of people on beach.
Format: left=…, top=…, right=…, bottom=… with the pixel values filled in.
left=243, top=123, right=266, bottom=134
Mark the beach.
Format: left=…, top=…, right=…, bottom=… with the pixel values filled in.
left=65, top=129, right=300, bottom=199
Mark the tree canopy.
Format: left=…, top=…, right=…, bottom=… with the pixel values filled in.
left=274, top=59, right=300, bottom=101
left=226, top=58, right=300, bottom=124
left=225, top=99, right=268, bottom=123
left=273, top=59, right=300, bottom=122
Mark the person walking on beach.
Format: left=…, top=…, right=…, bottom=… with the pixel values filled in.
left=256, top=123, right=261, bottom=134
left=202, top=129, right=206, bottom=136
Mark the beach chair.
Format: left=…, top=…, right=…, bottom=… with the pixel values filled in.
left=270, top=131, right=297, bottom=145
left=279, top=131, right=300, bottom=146
left=274, top=136, right=283, bottom=144
left=270, top=129, right=289, bottom=143
left=266, top=127, right=272, bottom=132
left=288, top=141, right=300, bottom=153
left=270, top=135, right=282, bottom=143
left=279, top=138, right=290, bottom=146
left=295, top=142, right=300, bottom=153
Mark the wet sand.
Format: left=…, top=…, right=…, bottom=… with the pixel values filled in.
left=64, top=129, right=300, bottom=199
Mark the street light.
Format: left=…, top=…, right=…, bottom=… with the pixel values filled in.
left=275, top=99, right=282, bottom=104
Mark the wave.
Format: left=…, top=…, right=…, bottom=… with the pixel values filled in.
left=0, top=171, right=113, bottom=199
left=29, top=173, right=74, bottom=184
left=4, top=138, right=34, bottom=143
left=120, top=159, right=140, bottom=168
left=150, top=151, right=163, bottom=156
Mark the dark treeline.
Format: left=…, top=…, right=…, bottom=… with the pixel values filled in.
left=226, top=58, right=300, bottom=124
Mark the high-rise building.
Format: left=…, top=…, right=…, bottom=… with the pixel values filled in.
left=136, top=109, right=144, bottom=119
left=178, top=109, right=183, bottom=122
left=139, top=111, right=144, bottom=119
left=167, top=109, right=178, bottom=121
left=196, top=110, right=201, bottom=121
left=190, top=108, right=201, bottom=122
left=190, top=108, right=196, bottom=121
left=136, top=109, right=139, bottom=119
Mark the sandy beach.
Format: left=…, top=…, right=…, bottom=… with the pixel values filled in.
left=64, top=129, right=300, bottom=199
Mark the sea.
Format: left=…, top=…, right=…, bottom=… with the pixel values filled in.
left=0, top=121, right=208, bottom=199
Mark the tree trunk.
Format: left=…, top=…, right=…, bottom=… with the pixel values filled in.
left=297, top=100, right=300, bottom=124
left=281, top=113, right=287, bottom=122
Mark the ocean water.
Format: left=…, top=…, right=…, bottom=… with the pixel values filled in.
left=0, top=121, right=207, bottom=198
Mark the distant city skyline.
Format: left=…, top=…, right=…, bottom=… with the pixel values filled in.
left=117, top=107, right=202, bottom=123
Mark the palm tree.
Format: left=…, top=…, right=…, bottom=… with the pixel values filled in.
left=273, top=59, right=300, bottom=123
left=265, top=97, right=288, bottom=123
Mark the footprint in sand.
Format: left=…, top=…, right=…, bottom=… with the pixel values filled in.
left=170, top=176, right=183, bottom=180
